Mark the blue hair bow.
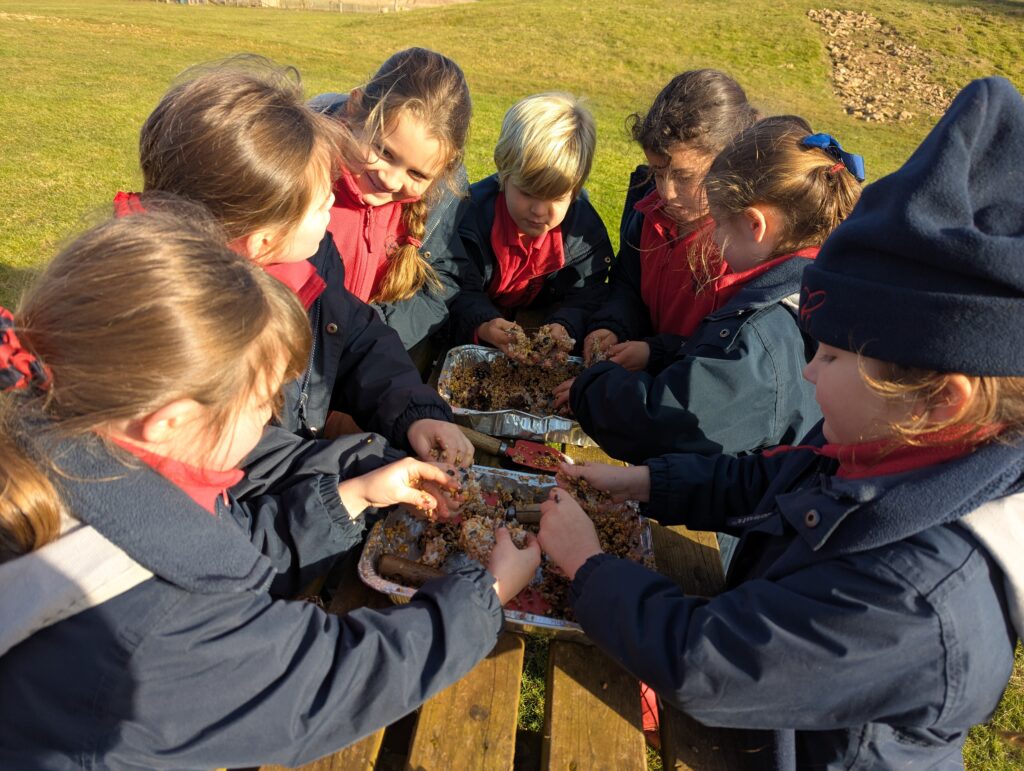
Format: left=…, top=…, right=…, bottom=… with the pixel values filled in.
left=801, top=133, right=866, bottom=182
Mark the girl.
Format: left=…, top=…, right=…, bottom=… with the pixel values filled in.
left=581, top=69, right=759, bottom=371
left=135, top=56, right=473, bottom=465
left=314, top=48, right=473, bottom=352
left=561, top=116, right=863, bottom=464
left=0, top=207, right=540, bottom=769
left=451, top=92, right=614, bottom=356
left=538, top=77, right=1024, bottom=769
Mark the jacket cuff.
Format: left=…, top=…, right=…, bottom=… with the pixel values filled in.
left=569, top=552, right=617, bottom=604
left=390, top=402, right=456, bottom=452
left=422, top=564, right=504, bottom=624
left=643, top=456, right=677, bottom=522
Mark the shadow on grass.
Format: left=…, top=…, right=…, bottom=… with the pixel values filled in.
left=917, top=0, right=1024, bottom=16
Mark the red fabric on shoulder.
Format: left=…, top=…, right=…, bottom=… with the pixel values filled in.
left=111, top=438, right=244, bottom=515
left=264, top=259, right=326, bottom=310
left=487, top=192, right=566, bottom=309
left=635, top=193, right=722, bottom=337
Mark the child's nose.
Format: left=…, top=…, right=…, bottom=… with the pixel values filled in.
left=802, top=361, right=816, bottom=384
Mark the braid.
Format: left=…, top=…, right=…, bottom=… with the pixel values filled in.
left=371, top=199, right=442, bottom=303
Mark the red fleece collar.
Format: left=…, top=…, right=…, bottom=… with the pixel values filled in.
left=111, top=437, right=244, bottom=514
left=764, top=426, right=989, bottom=479
left=264, top=259, right=326, bottom=310
left=487, top=192, right=566, bottom=308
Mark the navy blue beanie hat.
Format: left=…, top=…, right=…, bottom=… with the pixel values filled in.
left=799, top=76, right=1024, bottom=376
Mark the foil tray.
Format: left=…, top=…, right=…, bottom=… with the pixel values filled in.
left=358, top=465, right=653, bottom=641
left=436, top=344, right=597, bottom=448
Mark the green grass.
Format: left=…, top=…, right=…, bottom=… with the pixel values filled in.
left=1, top=0, right=1023, bottom=767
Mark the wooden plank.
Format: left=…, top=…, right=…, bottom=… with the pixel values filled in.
left=406, top=633, right=525, bottom=771
left=650, top=523, right=745, bottom=771
left=561, top=443, right=628, bottom=467
left=543, top=641, right=646, bottom=771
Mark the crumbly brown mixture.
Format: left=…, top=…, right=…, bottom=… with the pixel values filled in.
left=506, top=324, right=575, bottom=367
left=446, top=355, right=581, bottom=413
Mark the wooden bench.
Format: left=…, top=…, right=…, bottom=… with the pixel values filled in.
left=256, top=437, right=744, bottom=771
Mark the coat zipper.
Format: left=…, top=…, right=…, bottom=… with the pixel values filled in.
left=298, top=299, right=320, bottom=435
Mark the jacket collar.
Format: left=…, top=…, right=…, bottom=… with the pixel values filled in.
left=772, top=425, right=1024, bottom=556
left=707, top=250, right=817, bottom=317
left=49, top=433, right=276, bottom=594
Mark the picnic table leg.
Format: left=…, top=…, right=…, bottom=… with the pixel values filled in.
left=543, top=641, right=646, bottom=770
left=406, top=632, right=525, bottom=770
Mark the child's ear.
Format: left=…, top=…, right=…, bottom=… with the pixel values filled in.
left=138, top=399, right=207, bottom=445
left=743, top=206, right=770, bottom=244
left=229, top=230, right=276, bottom=263
left=928, top=374, right=976, bottom=424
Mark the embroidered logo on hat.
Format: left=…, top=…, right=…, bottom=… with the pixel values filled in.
left=799, top=287, right=827, bottom=326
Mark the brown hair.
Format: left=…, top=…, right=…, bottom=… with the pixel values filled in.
left=140, top=54, right=352, bottom=263
left=862, top=362, right=1024, bottom=448
left=704, top=116, right=863, bottom=260
left=629, top=69, right=759, bottom=160
left=344, top=48, right=471, bottom=303
left=0, top=204, right=311, bottom=561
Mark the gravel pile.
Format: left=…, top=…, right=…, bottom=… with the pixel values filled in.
left=808, top=8, right=950, bottom=122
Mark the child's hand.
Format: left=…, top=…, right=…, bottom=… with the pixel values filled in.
left=407, top=418, right=474, bottom=468
left=557, top=462, right=650, bottom=503
left=477, top=318, right=522, bottom=356
left=583, top=328, right=618, bottom=365
left=607, top=340, right=650, bottom=371
left=552, top=376, right=575, bottom=412
left=337, top=458, right=459, bottom=518
left=487, top=525, right=541, bottom=605
left=537, top=488, right=603, bottom=581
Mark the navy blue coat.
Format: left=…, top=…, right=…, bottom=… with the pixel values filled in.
left=570, top=255, right=820, bottom=464
left=0, top=429, right=504, bottom=769
left=450, top=174, right=613, bottom=345
left=570, top=425, right=1022, bottom=769
left=281, top=234, right=452, bottom=451
left=311, top=92, right=472, bottom=350
left=585, top=165, right=655, bottom=342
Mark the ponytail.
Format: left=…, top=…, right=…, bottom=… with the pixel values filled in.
left=0, top=411, right=62, bottom=562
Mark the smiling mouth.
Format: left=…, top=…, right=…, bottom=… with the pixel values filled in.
left=364, top=172, right=393, bottom=196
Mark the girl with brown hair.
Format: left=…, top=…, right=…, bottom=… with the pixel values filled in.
left=0, top=205, right=539, bottom=768
left=134, top=55, right=473, bottom=464
left=313, top=47, right=474, bottom=351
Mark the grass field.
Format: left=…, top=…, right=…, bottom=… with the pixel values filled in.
left=1, top=0, right=1023, bottom=767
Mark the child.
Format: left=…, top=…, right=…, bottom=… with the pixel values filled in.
left=136, top=56, right=473, bottom=465
left=450, top=92, right=613, bottom=355
left=581, top=69, right=760, bottom=370
left=314, top=48, right=474, bottom=351
left=0, top=207, right=540, bottom=768
left=538, top=77, right=1024, bottom=769
left=562, top=116, right=862, bottom=464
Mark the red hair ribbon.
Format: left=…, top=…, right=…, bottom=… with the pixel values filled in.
left=113, top=191, right=146, bottom=217
left=405, top=236, right=423, bottom=249
left=827, top=162, right=845, bottom=175
left=0, top=307, right=51, bottom=392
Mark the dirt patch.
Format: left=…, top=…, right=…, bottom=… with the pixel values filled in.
left=808, top=8, right=950, bottom=122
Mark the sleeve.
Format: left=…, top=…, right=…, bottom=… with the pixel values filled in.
left=569, top=323, right=782, bottom=464
left=331, top=288, right=454, bottom=451
left=233, top=426, right=405, bottom=594
left=570, top=553, right=952, bottom=731
left=123, top=566, right=505, bottom=768
left=643, top=450, right=788, bottom=531
left=584, top=207, right=649, bottom=342
left=374, top=166, right=473, bottom=349
left=644, top=333, right=685, bottom=374
left=544, top=196, right=614, bottom=343
left=448, top=201, right=504, bottom=344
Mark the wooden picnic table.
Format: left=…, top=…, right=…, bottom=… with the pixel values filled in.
left=257, top=436, right=744, bottom=771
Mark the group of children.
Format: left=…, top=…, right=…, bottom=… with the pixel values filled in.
left=0, top=44, right=1021, bottom=771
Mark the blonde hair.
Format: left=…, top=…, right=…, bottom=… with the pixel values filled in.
left=862, top=361, right=1024, bottom=448
left=140, top=54, right=353, bottom=264
left=345, top=48, right=471, bottom=303
left=494, top=92, right=596, bottom=200
left=705, top=116, right=863, bottom=261
left=0, top=205, right=311, bottom=561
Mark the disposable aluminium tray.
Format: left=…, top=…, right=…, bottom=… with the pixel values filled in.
left=358, top=466, right=653, bottom=641
left=436, top=344, right=597, bottom=448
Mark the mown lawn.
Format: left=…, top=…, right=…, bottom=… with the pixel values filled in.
left=1, top=0, right=1023, bottom=767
